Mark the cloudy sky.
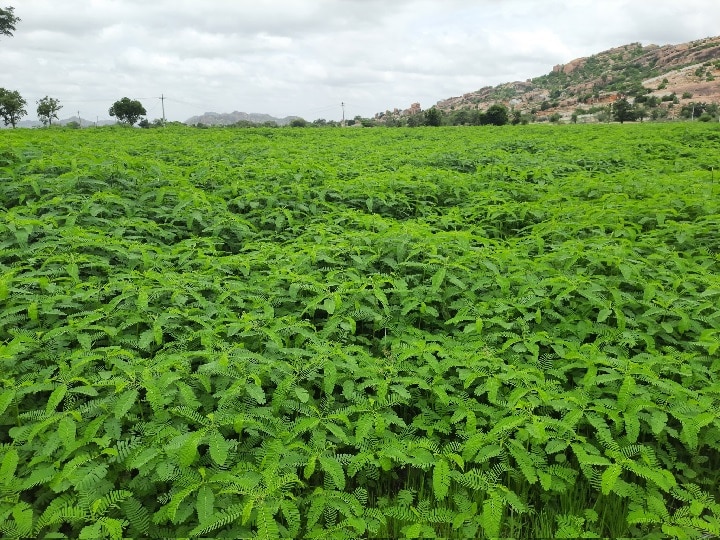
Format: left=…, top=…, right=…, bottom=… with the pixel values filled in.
left=1, top=0, right=718, bottom=123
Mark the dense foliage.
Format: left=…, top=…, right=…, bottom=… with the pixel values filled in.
left=36, top=97, right=62, bottom=128
left=0, top=5, right=19, bottom=38
left=1, top=124, right=719, bottom=538
left=108, top=98, right=147, bottom=127
left=0, top=88, right=27, bottom=128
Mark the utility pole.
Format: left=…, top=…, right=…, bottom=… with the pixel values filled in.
left=160, top=94, right=166, bottom=125
left=78, top=110, right=81, bottom=127
left=341, top=101, right=345, bottom=127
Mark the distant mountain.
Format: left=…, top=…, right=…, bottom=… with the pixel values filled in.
left=184, top=111, right=300, bottom=126
left=378, top=35, right=720, bottom=122
left=16, top=116, right=114, bottom=128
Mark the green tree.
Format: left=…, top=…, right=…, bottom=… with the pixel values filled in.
left=449, top=109, right=469, bottom=126
left=634, top=105, right=647, bottom=123
left=424, top=107, right=442, bottom=126
left=0, top=6, right=19, bottom=37
left=0, top=87, right=27, bottom=128
left=36, top=96, right=62, bottom=126
left=289, top=117, right=307, bottom=127
left=108, top=97, right=147, bottom=126
left=612, top=98, right=635, bottom=123
left=680, top=102, right=708, bottom=120
left=469, top=110, right=485, bottom=125
left=483, top=103, right=509, bottom=126
left=406, top=112, right=424, bottom=127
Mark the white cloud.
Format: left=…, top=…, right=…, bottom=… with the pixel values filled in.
left=1, top=0, right=719, bottom=123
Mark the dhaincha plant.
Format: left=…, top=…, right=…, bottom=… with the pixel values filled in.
left=0, top=123, right=719, bottom=538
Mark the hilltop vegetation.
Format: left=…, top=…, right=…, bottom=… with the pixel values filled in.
left=1, top=124, right=720, bottom=538
left=377, top=35, right=720, bottom=125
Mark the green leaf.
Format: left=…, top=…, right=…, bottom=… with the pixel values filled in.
left=481, top=493, right=503, bottom=539
left=57, top=416, right=77, bottom=449
left=77, top=332, right=92, bottom=351
left=128, top=448, right=159, bottom=470
left=178, top=432, right=202, bottom=467
left=166, top=483, right=201, bottom=523
left=433, top=458, right=451, bottom=500
left=323, top=361, right=337, bottom=395
left=617, top=375, right=635, bottom=410
left=246, top=383, right=266, bottom=404
left=325, top=421, right=350, bottom=444
left=1, top=448, right=19, bottom=485
left=294, top=386, right=310, bottom=403
left=196, top=484, right=215, bottom=524
left=431, top=267, right=446, bottom=292
left=322, top=297, right=336, bottom=314
left=648, top=409, right=667, bottom=435
left=304, top=454, right=317, bottom=480
left=138, top=329, right=155, bottom=350
left=113, top=389, right=138, bottom=419
left=319, top=455, right=346, bottom=490
left=624, top=410, right=640, bottom=443
left=153, top=322, right=163, bottom=345
left=601, top=463, right=622, bottom=495
left=46, top=384, right=67, bottom=414
left=189, top=503, right=245, bottom=536
left=680, top=419, right=700, bottom=450
left=120, top=497, right=150, bottom=535
left=208, top=431, right=231, bottom=467
left=509, top=439, right=538, bottom=484
left=0, top=388, right=15, bottom=415
left=12, top=502, right=33, bottom=537
left=91, top=490, right=132, bottom=518
left=280, top=499, right=301, bottom=538
left=256, top=505, right=279, bottom=540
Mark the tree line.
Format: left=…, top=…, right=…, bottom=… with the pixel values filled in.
left=0, top=90, right=150, bottom=128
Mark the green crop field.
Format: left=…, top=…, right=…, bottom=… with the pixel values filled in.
left=1, top=123, right=719, bottom=539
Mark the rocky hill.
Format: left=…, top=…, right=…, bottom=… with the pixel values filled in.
left=379, top=35, right=720, bottom=123
left=184, top=111, right=299, bottom=126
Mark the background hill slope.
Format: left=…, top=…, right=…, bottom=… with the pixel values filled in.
left=379, top=35, right=720, bottom=123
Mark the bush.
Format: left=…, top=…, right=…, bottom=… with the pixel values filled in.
left=482, top=104, right=509, bottom=126
left=698, top=112, right=713, bottom=122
